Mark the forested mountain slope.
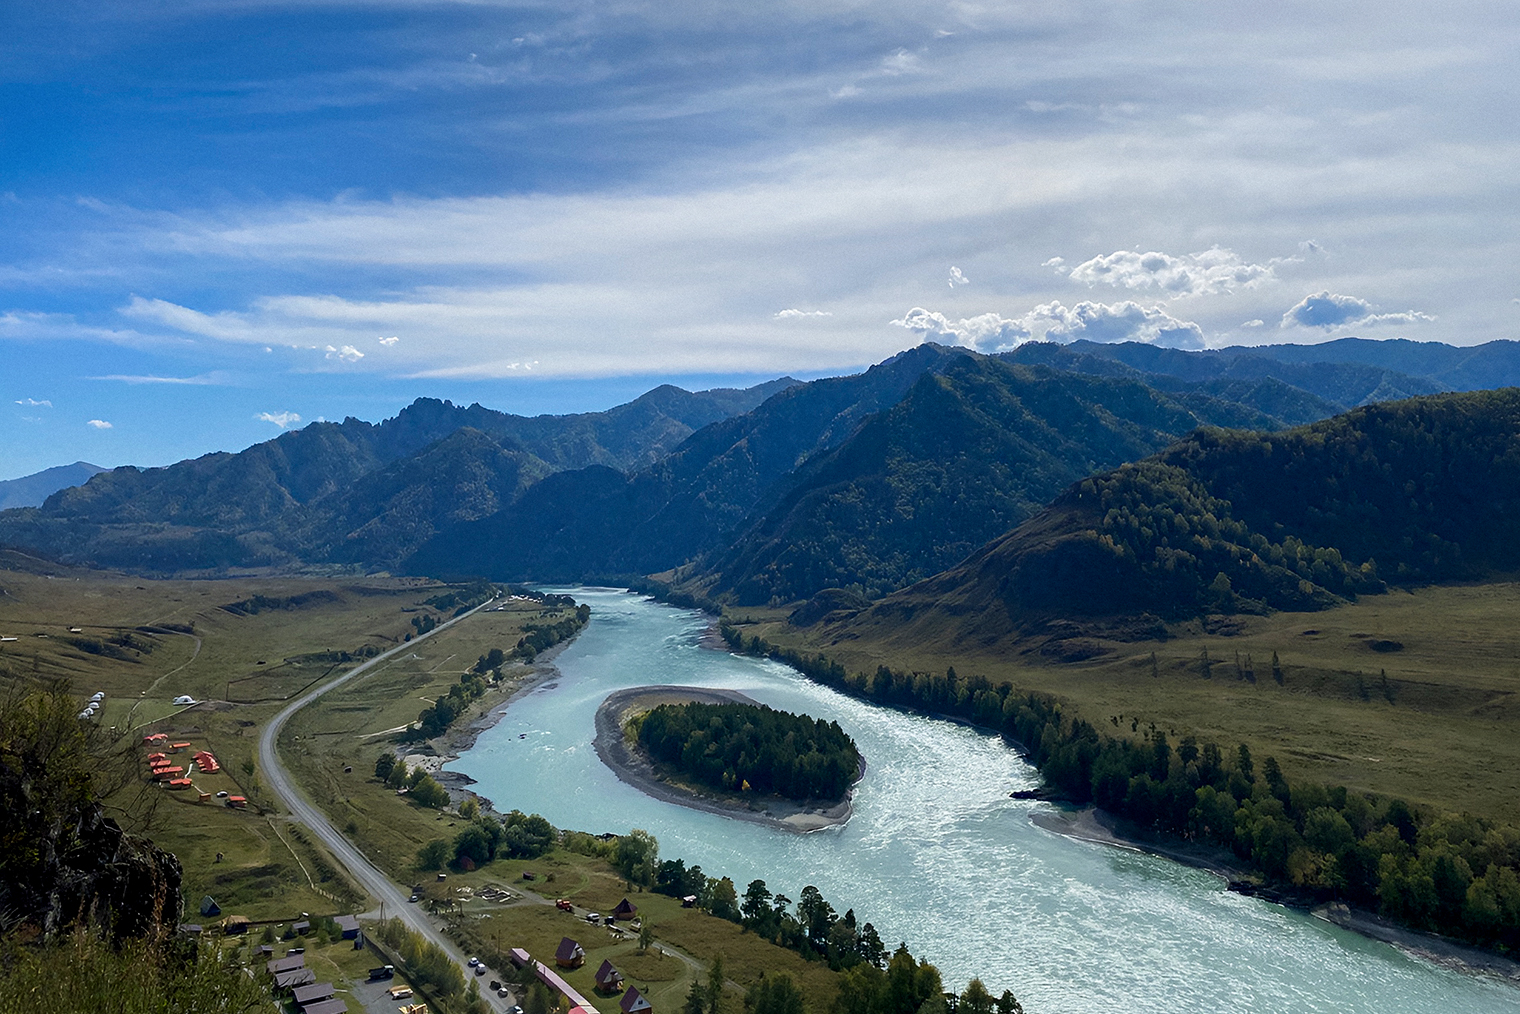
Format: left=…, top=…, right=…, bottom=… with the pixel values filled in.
left=701, top=355, right=1283, bottom=605
left=824, top=388, right=1520, bottom=646
left=0, top=380, right=790, bottom=571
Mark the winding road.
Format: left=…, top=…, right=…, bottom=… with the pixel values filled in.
left=257, top=594, right=516, bottom=1011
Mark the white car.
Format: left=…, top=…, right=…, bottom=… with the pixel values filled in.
left=172, top=695, right=197, bottom=706
left=468, top=957, right=479, bottom=967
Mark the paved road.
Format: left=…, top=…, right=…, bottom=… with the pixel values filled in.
left=257, top=594, right=514, bottom=1010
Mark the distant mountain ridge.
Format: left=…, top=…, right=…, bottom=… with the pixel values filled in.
left=0, top=462, right=105, bottom=510
left=4, top=337, right=1519, bottom=593
left=0, top=379, right=795, bottom=571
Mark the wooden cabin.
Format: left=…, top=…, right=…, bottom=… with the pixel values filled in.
left=555, top=937, right=586, bottom=970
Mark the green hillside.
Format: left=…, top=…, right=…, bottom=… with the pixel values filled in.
left=826, top=387, right=1520, bottom=643
left=705, top=355, right=1282, bottom=606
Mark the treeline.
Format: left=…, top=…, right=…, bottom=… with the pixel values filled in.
left=515, top=604, right=590, bottom=661
left=405, top=596, right=588, bottom=740
left=375, top=916, right=466, bottom=1002
left=415, top=807, right=558, bottom=872
left=721, top=625, right=1520, bottom=953
left=606, top=828, right=1024, bottom=1011
left=635, top=701, right=860, bottom=801
left=374, top=753, right=450, bottom=808
left=220, top=589, right=340, bottom=615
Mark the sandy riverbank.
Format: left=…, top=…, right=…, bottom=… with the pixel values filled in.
left=1032, top=805, right=1520, bottom=985
left=593, top=684, right=855, bottom=832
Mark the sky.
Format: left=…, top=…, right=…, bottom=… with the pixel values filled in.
left=1, top=0, right=1517, bottom=478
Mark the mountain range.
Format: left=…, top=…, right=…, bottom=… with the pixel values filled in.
left=0, top=461, right=105, bottom=510
left=4, top=337, right=1520, bottom=638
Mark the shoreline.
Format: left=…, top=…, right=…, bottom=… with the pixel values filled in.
left=406, top=636, right=577, bottom=811
left=593, top=684, right=855, bottom=833
left=1031, top=804, right=1520, bottom=985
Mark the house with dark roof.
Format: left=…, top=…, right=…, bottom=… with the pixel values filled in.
left=199, top=896, right=220, bottom=917
left=611, top=899, right=637, bottom=921
left=276, top=968, right=317, bottom=990
left=292, top=983, right=336, bottom=1005
left=555, top=937, right=586, bottom=969
left=334, top=914, right=361, bottom=939
left=302, top=999, right=349, bottom=1014
left=594, top=960, right=624, bottom=994
left=620, top=987, right=652, bottom=1014
left=267, top=954, right=306, bottom=975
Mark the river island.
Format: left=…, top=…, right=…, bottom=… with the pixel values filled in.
left=593, top=684, right=861, bottom=832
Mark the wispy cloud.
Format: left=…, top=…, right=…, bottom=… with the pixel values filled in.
left=325, top=344, right=365, bottom=362
left=90, top=373, right=228, bottom=385
left=378, top=336, right=400, bottom=346
left=14, top=398, right=52, bottom=407
left=255, top=411, right=301, bottom=429
left=1280, top=291, right=1435, bottom=330
left=86, top=419, right=112, bottom=429
left=774, top=308, right=833, bottom=319
left=948, top=267, right=969, bottom=288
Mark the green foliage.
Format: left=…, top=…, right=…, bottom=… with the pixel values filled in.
left=0, top=932, right=269, bottom=1014
left=636, top=701, right=860, bottom=802
left=613, top=828, right=660, bottom=886
left=375, top=752, right=396, bottom=781
left=407, top=774, right=451, bottom=809
left=417, top=838, right=453, bottom=872
left=376, top=917, right=467, bottom=998
left=744, top=972, right=807, bottom=1014
left=713, top=355, right=1253, bottom=606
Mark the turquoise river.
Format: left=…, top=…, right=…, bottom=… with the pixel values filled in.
left=446, top=588, right=1516, bottom=1013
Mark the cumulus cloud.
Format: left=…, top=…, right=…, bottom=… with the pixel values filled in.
left=890, top=307, right=1030, bottom=353
left=1024, top=300, right=1206, bottom=348
left=325, top=344, right=365, bottom=362
left=1241, top=319, right=1265, bottom=328
left=948, top=266, right=969, bottom=288
left=1067, top=247, right=1274, bottom=298
left=774, top=308, right=833, bottom=319
left=378, top=336, right=399, bottom=346
left=893, top=298, right=1205, bottom=351
left=256, top=411, right=301, bottom=429
left=86, top=419, right=112, bottom=429
left=1280, top=291, right=1435, bottom=330
left=15, top=398, right=51, bottom=407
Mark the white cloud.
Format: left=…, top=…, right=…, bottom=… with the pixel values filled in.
left=90, top=373, right=227, bottom=385
left=15, top=398, right=51, bottom=407
left=378, top=336, right=400, bottom=346
left=880, top=48, right=922, bottom=76
left=1280, top=291, right=1435, bottom=330
left=86, top=419, right=112, bottom=429
left=948, top=266, right=969, bottom=288
left=890, top=307, right=1030, bottom=353
left=1023, top=300, right=1206, bottom=348
left=1241, top=319, right=1265, bottom=328
left=1067, top=247, right=1275, bottom=298
left=1041, top=257, right=1066, bottom=271
left=325, top=344, right=365, bottom=362
left=774, top=308, right=833, bottom=319
left=255, top=411, right=301, bottom=429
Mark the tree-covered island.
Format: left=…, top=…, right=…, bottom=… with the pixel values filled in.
left=633, top=700, right=861, bottom=802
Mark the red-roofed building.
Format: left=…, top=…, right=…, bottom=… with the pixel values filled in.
left=193, top=750, right=220, bottom=773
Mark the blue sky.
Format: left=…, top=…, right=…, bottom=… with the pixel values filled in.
left=2, top=0, right=1517, bottom=478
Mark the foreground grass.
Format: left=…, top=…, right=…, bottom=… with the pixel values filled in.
left=751, top=580, right=1520, bottom=826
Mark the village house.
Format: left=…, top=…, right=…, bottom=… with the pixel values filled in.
left=555, top=937, right=586, bottom=969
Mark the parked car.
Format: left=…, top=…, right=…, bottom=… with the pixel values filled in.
left=586, top=913, right=600, bottom=925
left=468, top=957, right=479, bottom=967
left=555, top=899, right=573, bottom=911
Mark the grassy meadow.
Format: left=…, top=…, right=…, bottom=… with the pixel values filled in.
left=747, top=580, right=1520, bottom=825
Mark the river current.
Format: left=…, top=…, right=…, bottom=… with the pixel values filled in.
left=447, top=589, right=1515, bottom=1013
